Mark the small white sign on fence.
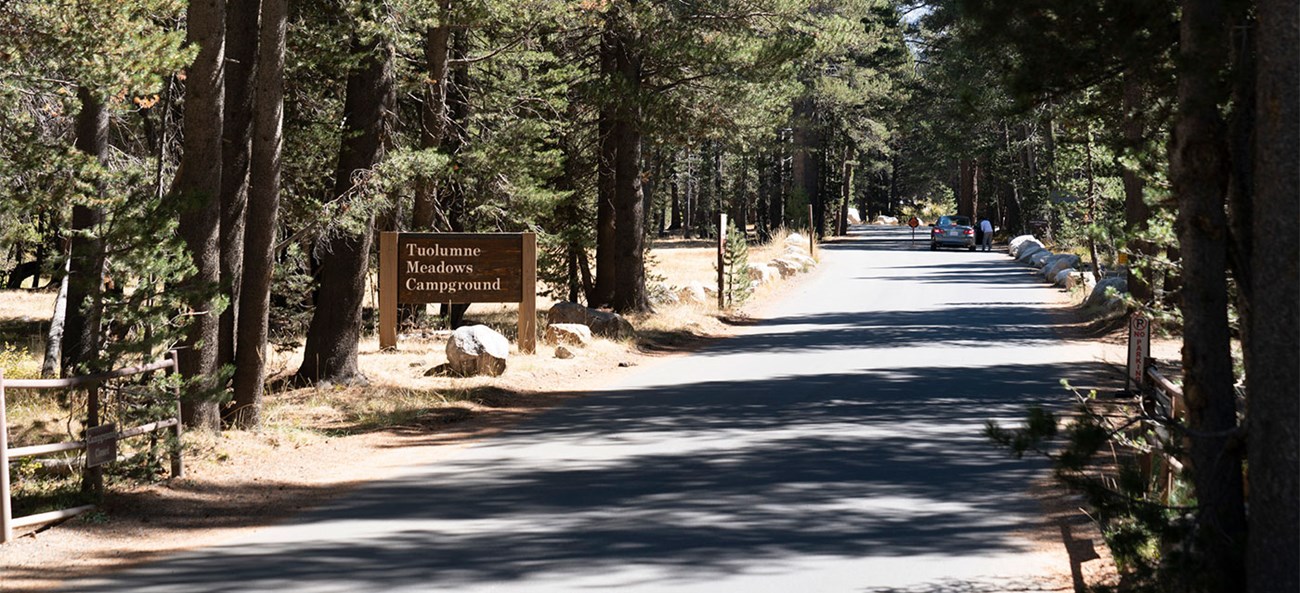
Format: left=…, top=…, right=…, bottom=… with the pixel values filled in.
left=1127, top=313, right=1151, bottom=392
left=85, top=424, right=118, bottom=468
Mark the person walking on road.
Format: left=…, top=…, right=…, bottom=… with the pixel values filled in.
left=979, top=218, right=994, bottom=251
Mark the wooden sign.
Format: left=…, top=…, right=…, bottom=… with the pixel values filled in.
left=380, top=232, right=536, bottom=353
left=85, top=424, right=118, bottom=468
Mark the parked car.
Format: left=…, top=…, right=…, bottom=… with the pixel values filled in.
left=930, top=215, right=976, bottom=251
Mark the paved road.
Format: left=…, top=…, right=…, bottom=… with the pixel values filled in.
left=70, top=226, right=1110, bottom=593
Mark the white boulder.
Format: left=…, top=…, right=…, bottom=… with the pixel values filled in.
left=1008, top=235, right=1043, bottom=258
left=546, top=302, right=635, bottom=339
left=771, top=259, right=800, bottom=278
left=446, top=325, right=510, bottom=377
left=1086, top=277, right=1129, bottom=308
left=544, top=323, right=592, bottom=346
left=1016, top=244, right=1045, bottom=264
left=678, top=281, right=708, bottom=304
left=1029, top=250, right=1054, bottom=267
left=1043, top=255, right=1082, bottom=280
left=847, top=208, right=862, bottom=225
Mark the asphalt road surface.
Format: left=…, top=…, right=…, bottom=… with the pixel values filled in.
left=69, top=225, right=1110, bottom=593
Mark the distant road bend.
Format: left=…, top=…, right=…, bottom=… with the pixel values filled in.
left=71, top=225, right=1110, bottom=593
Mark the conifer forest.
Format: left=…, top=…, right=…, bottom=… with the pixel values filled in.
left=0, top=0, right=1295, bottom=590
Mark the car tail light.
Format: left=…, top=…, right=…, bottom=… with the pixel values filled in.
left=932, top=227, right=943, bottom=234
left=963, top=229, right=974, bottom=235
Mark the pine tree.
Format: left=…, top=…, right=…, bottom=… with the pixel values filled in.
left=720, top=220, right=752, bottom=309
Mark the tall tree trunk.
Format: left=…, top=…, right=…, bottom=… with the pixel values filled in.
left=1247, top=0, right=1299, bottom=590
left=838, top=157, right=854, bottom=236
left=42, top=256, right=69, bottom=378
left=412, top=0, right=453, bottom=231
left=173, top=0, right=226, bottom=430
left=604, top=9, right=649, bottom=313
left=593, top=104, right=616, bottom=306
left=62, top=89, right=108, bottom=377
left=231, top=0, right=285, bottom=428
left=1171, top=0, right=1247, bottom=589
left=1122, top=75, right=1155, bottom=303
left=770, top=137, right=786, bottom=231
left=958, top=158, right=977, bottom=218
left=217, top=0, right=259, bottom=373
left=295, top=25, right=394, bottom=385
left=792, top=96, right=819, bottom=233
left=1084, top=129, right=1103, bottom=282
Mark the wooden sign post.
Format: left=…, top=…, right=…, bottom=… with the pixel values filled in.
left=380, top=232, right=537, bottom=353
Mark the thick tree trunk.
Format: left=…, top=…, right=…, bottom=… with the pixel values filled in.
left=412, top=1, right=453, bottom=231
left=1247, top=1, right=1299, bottom=590
left=1171, top=1, right=1247, bottom=589
left=594, top=115, right=617, bottom=307
left=217, top=0, right=259, bottom=373
left=958, top=158, right=977, bottom=218
left=230, top=0, right=285, bottom=429
left=604, top=10, right=649, bottom=313
left=173, top=0, right=226, bottom=430
left=62, top=88, right=108, bottom=377
left=1122, top=75, right=1155, bottom=303
left=296, top=27, right=394, bottom=385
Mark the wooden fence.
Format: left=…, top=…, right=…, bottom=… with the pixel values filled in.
left=1, top=352, right=184, bottom=544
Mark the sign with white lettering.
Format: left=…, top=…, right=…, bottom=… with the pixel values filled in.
left=397, top=234, right=523, bottom=303
left=379, top=232, right=536, bottom=353
left=85, top=424, right=118, bottom=468
left=1127, top=312, right=1150, bottom=391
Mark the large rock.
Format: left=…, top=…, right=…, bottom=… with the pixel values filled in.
left=770, top=258, right=800, bottom=278
left=1042, top=254, right=1082, bottom=280
left=1016, top=244, right=1045, bottom=264
left=648, top=282, right=680, bottom=306
left=1008, top=235, right=1042, bottom=258
left=1086, top=277, right=1128, bottom=308
left=847, top=207, right=862, bottom=225
left=677, top=280, right=709, bottom=304
left=872, top=215, right=899, bottom=225
left=785, top=253, right=816, bottom=269
left=1029, top=250, right=1054, bottom=267
left=784, top=233, right=809, bottom=249
left=544, top=323, right=592, bottom=346
left=546, top=302, right=635, bottom=339
left=1052, top=268, right=1075, bottom=287
left=1065, top=271, right=1096, bottom=292
left=446, top=325, right=509, bottom=377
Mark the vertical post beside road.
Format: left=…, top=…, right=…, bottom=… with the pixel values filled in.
left=717, top=213, right=727, bottom=310
left=379, top=232, right=398, bottom=350
left=520, top=232, right=537, bottom=354
left=83, top=384, right=103, bottom=498
left=1127, top=312, right=1150, bottom=393
left=167, top=349, right=184, bottom=478
left=1, top=369, right=12, bottom=544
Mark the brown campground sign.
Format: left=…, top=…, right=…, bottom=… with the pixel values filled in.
left=379, top=232, right=536, bottom=353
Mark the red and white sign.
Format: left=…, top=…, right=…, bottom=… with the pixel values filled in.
left=1127, top=313, right=1150, bottom=390
left=908, top=216, right=920, bottom=228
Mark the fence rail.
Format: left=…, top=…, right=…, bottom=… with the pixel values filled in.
left=1, top=352, right=184, bottom=544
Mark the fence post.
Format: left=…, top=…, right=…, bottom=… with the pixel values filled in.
left=83, top=384, right=103, bottom=499
left=1, top=369, right=12, bottom=544
left=167, top=350, right=184, bottom=479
